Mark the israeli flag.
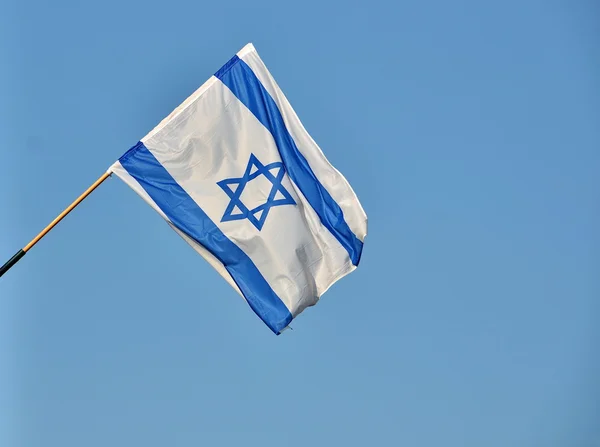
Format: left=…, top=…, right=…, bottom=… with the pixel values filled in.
left=109, top=44, right=367, bottom=334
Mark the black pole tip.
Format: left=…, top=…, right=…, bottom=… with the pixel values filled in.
left=0, top=249, right=26, bottom=278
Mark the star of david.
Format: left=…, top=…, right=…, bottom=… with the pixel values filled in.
left=217, top=153, right=296, bottom=231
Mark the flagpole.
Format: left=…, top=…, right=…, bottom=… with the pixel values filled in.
left=0, top=172, right=111, bottom=278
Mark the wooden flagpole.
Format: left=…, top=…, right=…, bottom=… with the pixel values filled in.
left=0, top=172, right=111, bottom=278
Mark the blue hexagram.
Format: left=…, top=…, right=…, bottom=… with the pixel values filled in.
left=217, top=153, right=296, bottom=231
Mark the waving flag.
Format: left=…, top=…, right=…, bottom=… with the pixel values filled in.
left=109, top=44, right=367, bottom=334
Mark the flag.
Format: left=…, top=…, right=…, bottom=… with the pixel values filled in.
left=109, top=44, right=367, bottom=334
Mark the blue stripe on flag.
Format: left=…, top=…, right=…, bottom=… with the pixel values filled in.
left=119, top=142, right=293, bottom=334
left=215, top=56, right=364, bottom=266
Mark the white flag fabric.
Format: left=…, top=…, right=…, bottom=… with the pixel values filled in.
left=109, top=44, right=367, bottom=334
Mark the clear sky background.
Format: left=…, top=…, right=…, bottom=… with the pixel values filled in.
left=1, top=1, right=598, bottom=446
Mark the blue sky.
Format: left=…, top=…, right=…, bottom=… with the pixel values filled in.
left=1, top=0, right=599, bottom=446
